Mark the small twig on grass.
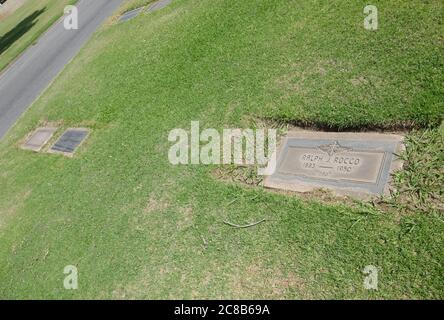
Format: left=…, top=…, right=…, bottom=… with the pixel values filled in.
left=223, top=219, right=266, bottom=229
left=43, top=248, right=50, bottom=261
left=349, top=217, right=365, bottom=230
left=226, top=198, right=238, bottom=206
left=201, top=235, right=208, bottom=249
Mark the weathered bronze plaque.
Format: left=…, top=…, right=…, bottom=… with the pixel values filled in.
left=21, top=127, right=57, bottom=152
left=50, top=128, right=89, bottom=156
left=264, top=132, right=404, bottom=198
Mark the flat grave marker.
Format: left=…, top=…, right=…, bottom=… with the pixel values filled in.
left=118, top=7, right=144, bottom=22
left=147, top=0, right=172, bottom=13
left=50, top=128, right=89, bottom=156
left=21, top=127, right=57, bottom=152
left=264, top=131, right=405, bottom=199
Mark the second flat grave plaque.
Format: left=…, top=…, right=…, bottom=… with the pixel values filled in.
left=50, top=128, right=89, bottom=156
left=118, top=7, right=144, bottom=22
left=147, top=0, right=172, bottom=13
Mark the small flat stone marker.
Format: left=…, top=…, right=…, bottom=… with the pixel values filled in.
left=21, top=127, right=56, bottom=152
left=50, top=128, right=89, bottom=156
left=147, top=0, right=172, bottom=13
left=119, top=7, right=144, bottom=22
left=264, top=131, right=404, bottom=198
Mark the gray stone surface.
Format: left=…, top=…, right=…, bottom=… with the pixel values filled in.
left=50, top=128, right=89, bottom=155
left=264, top=131, right=405, bottom=198
left=118, top=7, right=144, bottom=22
left=21, top=127, right=57, bottom=152
left=147, top=0, right=172, bottom=13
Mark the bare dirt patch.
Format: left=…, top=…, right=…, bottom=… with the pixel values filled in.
left=144, top=194, right=171, bottom=213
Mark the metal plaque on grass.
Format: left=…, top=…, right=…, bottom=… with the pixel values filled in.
left=147, top=0, right=172, bottom=13
left=119, top=7, right=144, bottom=22
left=264, top=132, right=404, bottom=198
left=22, top=127, right=57, bottom=152
left=50, top=128, right=89, bottom=156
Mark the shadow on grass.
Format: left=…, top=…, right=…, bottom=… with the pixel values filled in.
left=0, top=7, right=46, bottom=55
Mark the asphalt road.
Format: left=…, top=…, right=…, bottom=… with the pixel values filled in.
left=0, top=0, right=124, bottom=140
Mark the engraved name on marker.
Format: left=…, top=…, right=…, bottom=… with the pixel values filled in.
left=279, top=142, right=385, bottom=184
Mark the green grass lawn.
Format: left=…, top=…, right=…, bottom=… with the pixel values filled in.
left=0, top=0, right=442, bottom=299
left=0, top=0, right=76, bottom=72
